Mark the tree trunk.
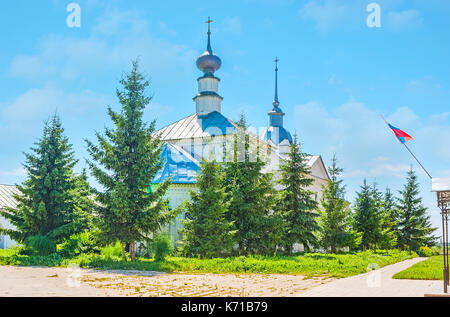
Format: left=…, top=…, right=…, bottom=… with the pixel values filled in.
left=130, top=241, right=136, bottom=262
left=121, top=242, right=127, bottom=262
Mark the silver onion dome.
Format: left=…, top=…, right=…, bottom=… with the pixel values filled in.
left=197, top=17, right=221, bottom=74
left=196, top=51, right=222, bottom=74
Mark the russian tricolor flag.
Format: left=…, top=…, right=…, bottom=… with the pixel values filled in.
left=387, top=123, right=413, bottom=144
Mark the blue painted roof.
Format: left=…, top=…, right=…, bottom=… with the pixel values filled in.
left=152, top=143, right=201, bottom=184
left=264, top=126, right=293, bottom=145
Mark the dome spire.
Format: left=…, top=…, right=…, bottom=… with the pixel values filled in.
left=274, top=57, right=280, bottom=107
left=206, top=16, right=213, bottom=54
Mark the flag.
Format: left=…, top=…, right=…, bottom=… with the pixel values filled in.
left=387, top=123, right=413, bottom=144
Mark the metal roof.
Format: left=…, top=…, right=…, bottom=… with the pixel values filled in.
left=0, top=185, right=19, bottom=210
left=264, top=126, right=293, bottom=144
left=155, top=111, right=237, bottom=141
left=152, top=143, right=201, bottom=184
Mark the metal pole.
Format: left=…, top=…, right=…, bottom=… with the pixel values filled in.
left=442, top=207, right=447, bottom=293
left=402, top=143, right=432, bottom=179
left=445, top=210, right=450, bottom=285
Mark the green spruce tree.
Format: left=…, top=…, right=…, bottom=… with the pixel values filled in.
left=0, top=115, right=93, bottom=253
left=181, top=160, right=236, bottom=258
left=318, top=155, right=358, bottom=253
left=377, top=188, right=398, bottom=249
left=85, top=61, right=177, bottom=261
left=353, top=179, right=382, bottom=251
left=278, top=135, right=319, bottom=254
left=224, top=114, right=280, bottom=255
left=396, top=168, right=437, bottom=252
left=370, top=183, right=396, bottom=250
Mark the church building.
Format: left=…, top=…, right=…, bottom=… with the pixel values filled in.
left=151, top=19, right=330, bottom=243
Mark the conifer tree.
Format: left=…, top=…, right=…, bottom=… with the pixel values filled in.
left=0, top=115, right=93, bottom=251
left=378, top=188, right=399, bottom=249
left=370, top=183, right=396, bottom=250
left=353, top=179, right=382, bottom=251
left=278, top=135, right=319, bottom=254
left=396, top=168, right=437, bottom=252
left=318, top=155, right=358, bottom=253
left=224, top=114, right=280, bottom=255
left=181, top=160, right=236, bottom=258
left=85, top=61, right=177, bottom=261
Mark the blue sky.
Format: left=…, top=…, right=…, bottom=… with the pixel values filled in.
left=0, top=0, right=449, bottom=232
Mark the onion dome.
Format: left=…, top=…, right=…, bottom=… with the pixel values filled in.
left=196, top=17, right=222, bottom=74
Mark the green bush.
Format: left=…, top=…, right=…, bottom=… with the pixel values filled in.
left=58, top=231, right=101, bottom=258
left=26, top=235, right=56, bottom=256
left=151, top=234, right=174, bottom=261
left=100, top=241, right=123, bottom=258
left=418, top=246, right=440, bottom=257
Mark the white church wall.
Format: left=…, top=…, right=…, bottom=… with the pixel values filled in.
left=162, top=184, right=193, bottom=244
left=0, top=215, right=16, bottom=249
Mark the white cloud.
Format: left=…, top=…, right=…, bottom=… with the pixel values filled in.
left=0, top=168, right=26, bottom=177
left=0, top=87, right=112, bottom=135
left=407, top=77, right=441, bottom=95
left=385, top=9, right=422, bottom=31
left=223, top=17, right=242, bottom=34
left=9, top=10, right=196, bottom=83
left=328, top=74, right=343, bottom=85
left=299, top=0, right=358, bottom=33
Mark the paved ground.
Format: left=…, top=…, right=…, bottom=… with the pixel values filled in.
left=0, top=265, right=330, bottom=297
left=301, top=257, right=441, bottom=297
left=0, top=258, right=441, bottom=297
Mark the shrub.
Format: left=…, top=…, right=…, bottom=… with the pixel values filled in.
left=100, top=241, right=123, bottom=258
left=151, top=234, right=174, bottom=261
left=26, top=235, right=56, bottom=256
left=418, top=246, right=440, bottom=257
left=58, top=231, right=101, bottom=258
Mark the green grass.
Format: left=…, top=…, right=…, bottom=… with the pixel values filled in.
left=0, top=249, right=417, bottom=278
left=393, top=256, right=444, bottom=280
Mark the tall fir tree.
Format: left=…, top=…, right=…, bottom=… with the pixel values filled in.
left=224, top=114, right=280, bottom=255
left=371, top=183, right=396, bottom=250
left=85, top=61, right=177, bottom=261
left=278, top=135, right=319, bottom=254
left=318, top=155, right=358, bottom=253
left=0, top=115, right=93, bottom=252
left=378, top=188, right=399, bottom=249
left=180, top=160, right=236, bottom=258
left=353, top=179, right=382, bottom=251
left=396, top=168, right=437, bottom=252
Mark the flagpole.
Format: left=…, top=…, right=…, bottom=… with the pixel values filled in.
left=380, top=113, right=432, bottom=180
left=402, top=142, right=432, bottom=179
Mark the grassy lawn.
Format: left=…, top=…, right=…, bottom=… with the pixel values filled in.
left=393, top=256, right=443, bottom=280
left=0, top=249, right=416, bottom=278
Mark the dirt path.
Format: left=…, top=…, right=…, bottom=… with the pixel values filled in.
left=0, top=265, right=331, bottom=297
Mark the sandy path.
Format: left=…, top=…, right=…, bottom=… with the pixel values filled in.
left=0, top=265, right=331, bottom=297
left=301, top=257, right=441, bottom=297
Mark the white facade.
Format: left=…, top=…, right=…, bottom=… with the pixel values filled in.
left=0, top=185, right=20, bottom=249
